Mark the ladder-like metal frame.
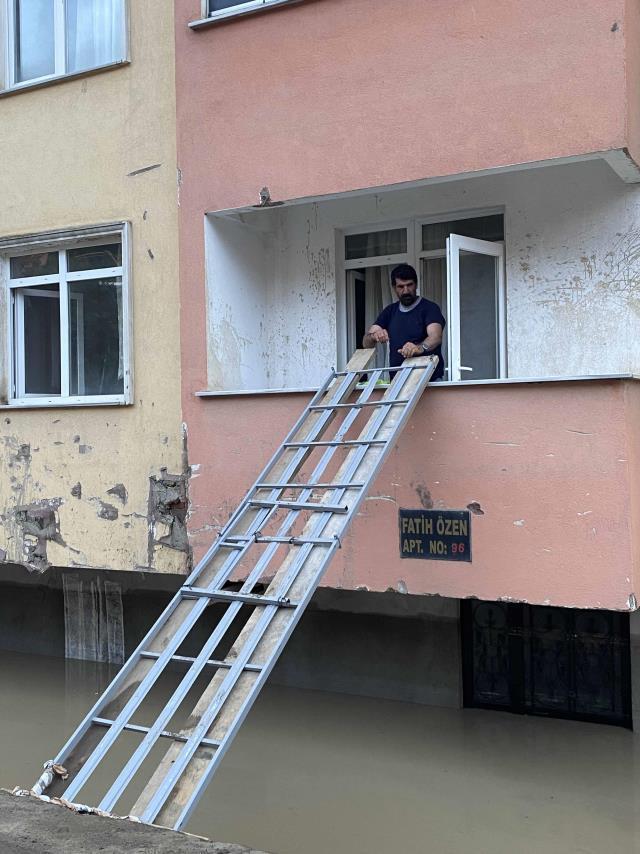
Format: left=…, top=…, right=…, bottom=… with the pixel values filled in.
left=35, top=350, right=437, bottom=830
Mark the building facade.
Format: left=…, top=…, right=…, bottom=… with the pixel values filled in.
left=0, top=1, right=186, bottom=660
left=175, top=0, right=640, bottom=727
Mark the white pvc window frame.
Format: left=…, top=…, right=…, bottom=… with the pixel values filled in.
left=446, top=234, right=506, bottom=383
left=2, top=0, right=129, bottom=92
left=191, top=0, right=302, bottom=27
left=1, top=222, right=133, bottom=407
left=337, top=210, right=506, bottom=380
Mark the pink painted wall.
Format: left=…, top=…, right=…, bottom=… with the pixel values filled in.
left=188, top=379, right=638, bottom=611
left=176, top=0, right=631, bottom=212
left=175, top=0, right=638, bottom=456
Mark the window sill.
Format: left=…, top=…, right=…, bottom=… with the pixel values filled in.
left=0, top=59, right=130, bottom=99
left=196, top=386, right=318, bottom=398
left=189, top=0, right=306, bottom=29
left=196, top=374, right=637, bottom=398
left=2, top=396, right=131, bottom=410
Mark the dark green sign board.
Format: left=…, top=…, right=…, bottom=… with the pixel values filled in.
left=399, top=509, right=472, bottom=562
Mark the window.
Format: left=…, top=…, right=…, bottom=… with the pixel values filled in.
left=206, top=0, right=299, bottom=20
left=4, top=0, right=126, bottom=88
left=3, top=224, right=131, bottom=405
left=343, top=213, right=505, bottom=381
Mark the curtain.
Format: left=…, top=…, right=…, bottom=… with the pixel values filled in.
left=364, top=264, right=395, bottom=370
left=66, top=0, right=124, bottom=73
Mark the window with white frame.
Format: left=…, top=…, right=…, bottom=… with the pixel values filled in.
left=207, top=0, right=298, bottom=19
left=4, top=0, right=126, bottom=89
left=343, top=213, right=506, bottom=382
left=3, top=224, right=131, bottom=405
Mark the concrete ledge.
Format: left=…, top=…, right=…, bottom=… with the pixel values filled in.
left=0, top=791, right=268, bottom=853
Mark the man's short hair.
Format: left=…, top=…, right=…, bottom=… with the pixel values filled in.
left=390, top=263, right=418, bottom=286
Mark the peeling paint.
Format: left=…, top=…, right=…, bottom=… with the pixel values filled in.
left=106, top=483, right=128, bottom=505
left=97, top=502, right=119, bottom=521
left=11, top=499, right=65, bottom=571
left=466, top=502, right=485, bottom=516
left=148, top=468, right=190, bottom=563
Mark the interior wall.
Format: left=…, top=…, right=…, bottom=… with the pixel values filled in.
left=206, top=159, right=640, bottom=389
left=206, top=215, right=274, bottom=390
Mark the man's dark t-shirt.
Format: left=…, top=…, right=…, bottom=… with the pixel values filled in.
left=375, top=297, right=446, bottom=379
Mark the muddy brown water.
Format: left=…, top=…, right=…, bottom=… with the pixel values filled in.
left=0, top=650, right=638, bottom=854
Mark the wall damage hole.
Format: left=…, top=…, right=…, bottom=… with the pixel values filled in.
left=13, top=500, right=64, bottom=571
left=467, top=501, right=485, bottom=516
left=70, top=483, right=82, bottom=499
left=148, top=468, right=190, bottom=561
left=97, top=501, right=118, bottom=521
left=107, top=483, right=128, bottom=505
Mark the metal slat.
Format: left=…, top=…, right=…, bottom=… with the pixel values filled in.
left=248, top=499, right=348, bottom=513
left=284, top=439, right=386, bottom=448
left=309, top=399, right=410, bottom=411
left=92, top=718, right=221, bottom=749
left=331, top=363, right=432, bottom=377
left=139, top=652, right=262, bottom=674
left=180, top=587, right=297, bottom=608
left=254, top=481, right=366, bottom=490
left=224, top=535, right=338, bottom=546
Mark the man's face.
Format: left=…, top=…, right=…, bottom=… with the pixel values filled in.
left=394, top=278, right=418, bottom=306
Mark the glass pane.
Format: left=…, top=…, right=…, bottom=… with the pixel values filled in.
left=68, top=278, right=123, bottom=396
left=10, top=251, right=59, bottom=279
left=22, top=286, right=61, bottom=395
left=345, top=229, right=407, bottom=261
left=422, top=215, right=503, bottom=251
left=66, top=0, right=124, bottom=73
left=15, top=0, right=55, bottom=83
left=346, top=265, right=394, bottom=371
left=459, top=252, right=498, bottom=380
left=209, top=0, right=252, bottom=11
left=67, top=242, right=122, bottom=272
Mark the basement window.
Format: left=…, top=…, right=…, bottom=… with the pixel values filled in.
left=2, top=223, right=132, bottom=406
left=3, top=0, right=127, bottom=90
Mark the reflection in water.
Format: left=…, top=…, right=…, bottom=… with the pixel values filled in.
left=0, top=650, right=637, bottom=854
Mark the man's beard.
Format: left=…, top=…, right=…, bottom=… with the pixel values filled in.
left=399, top=293, right=418, bottom=306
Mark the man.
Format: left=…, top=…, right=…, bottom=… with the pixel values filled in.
left=362, top=263, right=446, bottom=380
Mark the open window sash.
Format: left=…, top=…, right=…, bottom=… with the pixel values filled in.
left=446, top=234, right=506, bottom=383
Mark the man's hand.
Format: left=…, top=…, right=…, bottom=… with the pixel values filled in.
left=398, top=342, right=424, bottom=359
left=363, top=325, right=389, bottom=347
left=371, top=328, right=389, bottom=344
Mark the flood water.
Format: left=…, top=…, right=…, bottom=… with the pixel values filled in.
left=1, top=649, right=638, bottom=854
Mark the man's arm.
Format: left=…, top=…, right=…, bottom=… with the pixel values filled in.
left=363, top=324, right=389, bottom=348
left=397, top=322, right=443, bottom=359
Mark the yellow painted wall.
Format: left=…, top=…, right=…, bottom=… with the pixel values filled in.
left=0, top=1, right=186, bottom=574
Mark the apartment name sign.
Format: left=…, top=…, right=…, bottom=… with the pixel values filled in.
left=399, top=509, right=472, bottom=562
